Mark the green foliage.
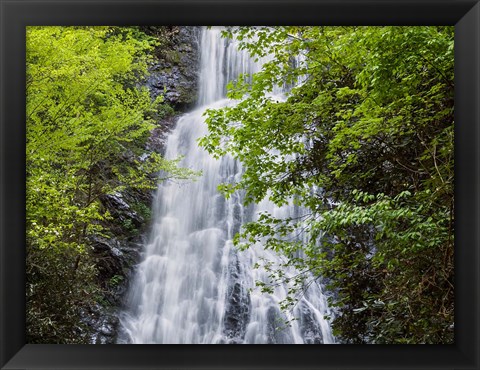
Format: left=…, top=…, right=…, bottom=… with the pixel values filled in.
left=109, top=274, right=125, bottom=287
left=201, top=26, right=454, bottom=343
left=130, top=200, right=153, bottom=224
left=26, top=26, right=197, bottom=343
left=26, top=244, right=100, bottom=343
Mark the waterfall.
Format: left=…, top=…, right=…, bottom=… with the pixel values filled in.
left=118, top=27, right=334, bottom=344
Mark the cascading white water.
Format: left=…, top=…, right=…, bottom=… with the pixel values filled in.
left=118, top=27, right=334, bottom=344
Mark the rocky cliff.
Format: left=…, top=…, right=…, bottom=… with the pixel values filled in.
left=145, top=26, right=200, bottom=110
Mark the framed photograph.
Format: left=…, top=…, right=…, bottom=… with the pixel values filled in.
left=1, top=0, right=479, bottom=369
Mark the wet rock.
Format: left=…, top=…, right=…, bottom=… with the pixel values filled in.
left=90, top=236, right=123, bottom=281
left=232, top=202, right=242, bottom=235
left=90, top=235, right=120, bottom=253
left=89, top=235, right=143, bottom=304
left=84, top=305, right=120, bottom=344
left=145, top=26, right=200, bottom=111
left=226, top=338, right=243, bottom=344
left=298, top=301, right=324, bottom=344
left=85, top=235, right=143, bottom=343
left=100, top=192, right=143, bottom=228
left=146, top=115, right=178, bottom=155
left=223, top=252, right=251, bottom=342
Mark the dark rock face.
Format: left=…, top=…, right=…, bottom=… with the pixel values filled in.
left=223, top=251, right=251, bottom=343
left=297, top=301, right=324, bottom=344
left=145, top=26, right=200, bottom=111
left=82, top=304, right=120, bottom=344
left=146, top=115, right=178, bottom=155
left=88, top=189, right=150, bottom=343
left=87, top=234, right=144, bottom=343
left=143, top=26, right=200, bottom=163
left=85, top=186, right=151, bottom=343
left=90, top=236, right=142, bottom=293
left=100, top=193, right=144, bottom=229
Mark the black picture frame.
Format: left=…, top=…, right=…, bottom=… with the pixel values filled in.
left=1, top=0, right=479, bottom=369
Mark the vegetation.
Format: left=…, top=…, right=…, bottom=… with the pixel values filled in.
left=200, top=26, right=454, bottom=344
left=26, top=26, right=196, bottom=343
